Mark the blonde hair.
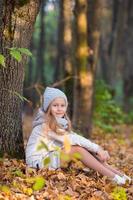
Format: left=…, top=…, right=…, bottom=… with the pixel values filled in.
left=44, top=104, right=71, bottom=135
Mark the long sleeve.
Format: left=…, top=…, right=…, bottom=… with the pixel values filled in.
left=48, top=131, right=100, bottom=153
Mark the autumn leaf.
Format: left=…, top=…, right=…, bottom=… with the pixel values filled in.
left=37, top=140, right=49, bottom=151
left=63, top=135, right=71, bottom=153
left=0, top=185, right=11, bottom=195
left=32, top=176, right=45, bottom=191
left=43, top=156, right=50, bottom=166
left=0, top=124, right=133, bottom=199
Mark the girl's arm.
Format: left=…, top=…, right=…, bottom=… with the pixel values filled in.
left=48, top=131, right=101, bottom=153
left=69, top=132, right=101, bottom=153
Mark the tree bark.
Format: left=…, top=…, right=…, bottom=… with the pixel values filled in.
left=86, top=0, right=102, bottom=134
left=0, top=0, right=41, bottom=158
left=122, top=0, right=133, bottom=111
left=72, top=0, right=102, bottom=136
left=35, top=0, right=46, bottom=85
left=98, top=0, right=113, bottom=84
left=54, top=0, right=64, bottom=82
left=62, top=0, right=73, bottom=117
left=72, top=0, right=90, bottom=136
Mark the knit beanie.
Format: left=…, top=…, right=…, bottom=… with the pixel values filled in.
left=43, top=87, right=68, bottom=112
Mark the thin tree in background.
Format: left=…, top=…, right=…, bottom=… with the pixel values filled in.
left=35, top=0, right=46, bottom=85
left=98, top=0, right=113, bottom=84
left=72, top=0, right=89, bottom=135
left=122, top=0, right=133, bottom=111
left=87, top=0, right=103, bottom=134
left=107, top=0, right=126, bottom=87
left=54, top=0, right=64, bottom=82
left=62, top=0, right=73, bottom=116
left=72, top=0, right=102, bottom=136
left=53, top=0, right=73, bottom=115
left=0, top=0, right=41, bottom=158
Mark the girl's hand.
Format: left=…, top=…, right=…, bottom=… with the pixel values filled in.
left=96, top=148, right=110, bottom=162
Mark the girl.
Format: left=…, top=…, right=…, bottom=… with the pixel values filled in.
left=26, top=87, right=131, bottom=185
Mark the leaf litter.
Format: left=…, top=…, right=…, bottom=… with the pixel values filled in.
left=0, top=126, right=133, bottom=200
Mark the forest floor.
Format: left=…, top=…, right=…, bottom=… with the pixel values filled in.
left=0, top=115, right=133, bottom=200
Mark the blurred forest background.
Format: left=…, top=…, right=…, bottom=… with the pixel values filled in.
left=0, top=1, right=133, bottom=198
left=23, top=0, right=133, bottom=137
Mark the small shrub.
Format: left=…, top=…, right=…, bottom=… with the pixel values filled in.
left=93, top=80, right=125, bottom=132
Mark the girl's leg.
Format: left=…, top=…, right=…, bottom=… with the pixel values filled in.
left=102, top=162, right=123, bottom=176
left=61, top=145, right=115, bottom=178
left=92, top=153, right=123, bottom=176
left=101, top=162, right=131, bottom=183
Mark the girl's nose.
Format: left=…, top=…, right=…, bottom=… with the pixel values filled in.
left=57, top=106, right=62, bottom=111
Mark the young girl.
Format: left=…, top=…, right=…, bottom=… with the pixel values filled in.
left=26, top=87, right=131, bottom=185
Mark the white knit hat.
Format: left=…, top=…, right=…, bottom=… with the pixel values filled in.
left=43, top=87, right=68, bottom=111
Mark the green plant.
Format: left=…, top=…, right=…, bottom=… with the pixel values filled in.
left=125, top=111, right=133, bottom=124
left=93, top=80, right=125, bottom=132
left=0, top=47, right=32, bottom=67
left=25, top=176, right=45, bottom=191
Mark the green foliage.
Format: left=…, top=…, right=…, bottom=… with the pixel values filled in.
left=0, top=48, right=32, bottom=68
left=11, top=169, right=24, bottom=178
left=60, top=152, right=70, bottom=162
left=37, top=140, right=49, bottom=151
left=9, top=47, right=32, bottom=62
left=0, top=54, right=6, bottom=67
left=10, top=49, right=22, bottom=62
left=111, top=187, right=127, bottom=200
left=93, top=80, right=125, bottom=132
left=32, top=176, right=45, bottom=191
left=17, top=48, right=32, bottom=56
left=37, top=141, right=50, bottom=167
left=26, top=176, right=45, bottom=191
left=12, top=90, right=30, bottom=102
left=72, top=152, right=82, bottom=160
left=43, top=156, right=51, bottom=166
left=125, top=111, right=133, bottom=124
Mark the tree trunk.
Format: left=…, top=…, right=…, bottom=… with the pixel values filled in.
left=0, top=0, right=41, bottom=158
left=35, top=0, right=46, bottom=85
left=72, top=0, right=90, bottom=136
left=98, top=0, right=113, bottom=84
left=108, top=0, right=125, bottom=87
left=62, top=0, right=73, bottom=117
left=72, top=0, right=102, bottom=136
left=54, top=0, right=64, bottom=82
left=122, top=0, right=133, bottom=111
left=54, top=0, right=73, bottom=116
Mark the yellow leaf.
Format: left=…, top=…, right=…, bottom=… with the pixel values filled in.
left=25, top=177, right=35, bottom=184
left=58, top=194, right=71, bottom=200
left=64, top=135, right=71, bottom=154
left=0, top=185, right=11, bottom=195
left=60, top=152, right=70, bottom=161
left=26, top=188, right=33, bottom=196
left=22, top=186, right=33, bottom=196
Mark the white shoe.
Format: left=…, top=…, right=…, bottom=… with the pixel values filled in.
left=113, top=174, right=126, bottom=185
left=82, top=167, right=90, bottom=172
left=123, top=174, right=132, bottom=183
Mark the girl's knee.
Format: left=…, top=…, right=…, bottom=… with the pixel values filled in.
left=70, top=145, right=84, bottom=153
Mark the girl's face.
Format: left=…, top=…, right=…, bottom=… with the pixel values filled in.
left=50, top=97, right=67, bottom=118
